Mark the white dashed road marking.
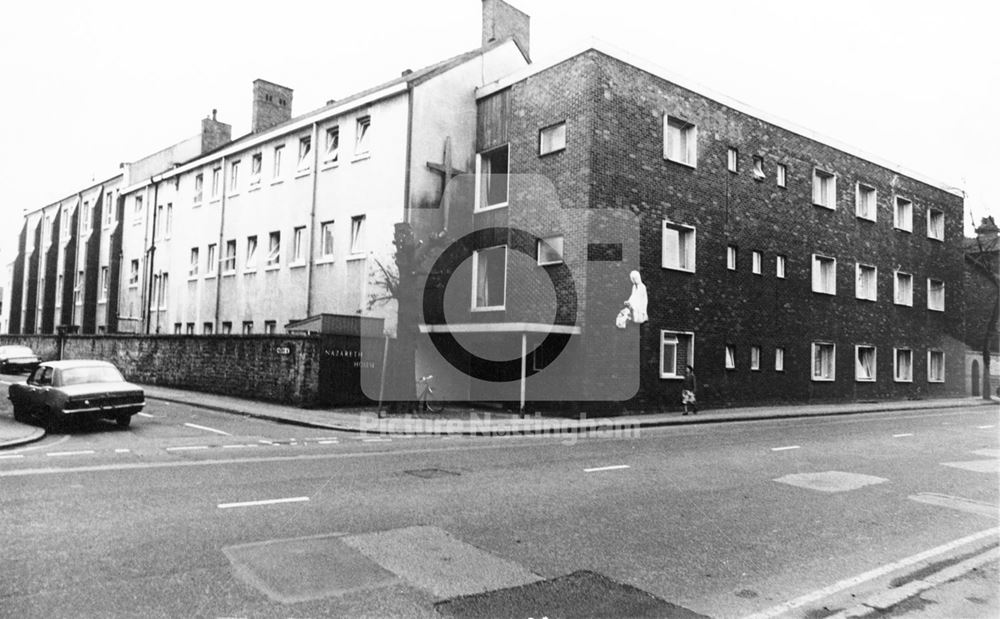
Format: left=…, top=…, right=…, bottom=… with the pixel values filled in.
left=977, top=425, right=995, bottom=429
left=771, top=445, right=800, bottom=451
left=218, top=496, right=310, bottom=509
left=584, top=465, right=630, bottom=472
left=137, top=412, right=154, bottom=418
left=166, top=445, right=209, bottom=452
left=892, top=433, right=913, bottom=437
left=184, top=422, right=231, bottom=436
left=47, top=450, right=96, bottom=457
left=114, top=449, right=130, bottom=453
left=0, top=454, right=25, bottom=460
left=362, top=438, right=392, bottom=443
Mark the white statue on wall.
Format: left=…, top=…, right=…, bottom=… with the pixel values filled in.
left=616, top=270, right=648, bottom=328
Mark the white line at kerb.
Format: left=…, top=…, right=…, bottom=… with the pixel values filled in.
left=978, top=425, right=996, bottom=429
left=771, top=446, right=800, bottom=452
left=218, top=496, right=310, bottom=509
left=184, top=423, right=231, bottom=436
left=166, top=446, right=209, bottom=452
left=46, top=450, right=95, bottom=457
left=741, top=526, right=1000, bottom=619
left=584, top=465, right=630, bottom=473
left=893, top=433, right=914, bottom=438
left=136, top=412, right=154, bottom=418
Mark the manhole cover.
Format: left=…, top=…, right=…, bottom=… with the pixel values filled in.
left=435, top=570, right=708, bottom=618
left=405, top=468, right=461, bottom=479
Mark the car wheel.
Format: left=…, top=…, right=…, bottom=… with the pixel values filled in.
left=116, top=415, right=131, bottom=429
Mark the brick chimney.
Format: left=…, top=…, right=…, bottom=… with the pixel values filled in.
left=201, top=109, right=232, bottom=153
left=482, top=0, right=530, bottom=61
left=251, top=79, right=293, bottom=133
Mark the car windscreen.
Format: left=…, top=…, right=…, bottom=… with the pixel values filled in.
left=59, top=366, right=125, bottom=386
left=0, top=346, right=34, bottom=357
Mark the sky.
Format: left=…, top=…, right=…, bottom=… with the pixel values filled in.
left=1, top=0, right=998, bottom=278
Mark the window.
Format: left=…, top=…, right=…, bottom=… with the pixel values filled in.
left=725, top=345, right=735, bottom=369
left=812, top=342, right=836, bottom=381
left=894, top=271, right=913, bottom=306
left=752, top=251, right=762, bottom=275
left=856, top=345, right=876, bottom=382
left=476, top=145, right=509, bottom=211
left=74, top=270, right=83, bottom=304
left=663, top=115, right=697, bottom=166
left=537, top=235, right=564, bottom=266
left=752, top=156, right=765, bottom=180
left=927, top=350, right=945, bottom=382
left=203, top=322, right=214, bottom=335
left=856, top=183, right=877, bottom=221
left=776, top=255, right=787, bottom=279
left=105, top=196, right=114, bottom=226
left=775, top=347, right=785, bottom=371
left=206, top=244, right=217, bottom=275
left=193, top=175, right=203, bottom=203
left=727, top=147, right=738, bottom=173
left=173, top=323, right=182, bottom=335
left=750, top=345, right=761, bottom=370
left=264, top=320, right=276, bottom=335
left=539, top=122, right=566, bottom=155
left=250, top=154, right=262, bottom=185
left=325, top=126, right=340, bottom=162
left=320, top=221, right=335, bottom=258
left=82, top=201, right=90, bottom=232
left=189, top=247, right=200, bottom=276
left=292, top=226, right=306, bottom=263
left=57, top=274, right=64, bottom=300
left=927, top=278, right=945, bottom=311
left=661, top=222, right=696, bottom=272
left=472, top=245, right=506, bottom=310
left=164, top=203, right=173, bottom=237
left=727, top=245, right=737, bottom=271
left=811, top=254, right=836, bottom=295
left=267, top=231, right=280, bottom=266
left=856, top=263, right=877, bottom=301
left=242, top=321, right=253, bottom=335
left=659, top=331, right=694, bottom=379
left=186, top=323, right=195, bottom=335
left=812, top=168, right=836, bottom=209
left=273, top=145, right=284, bottom=178
left=894, top=348, right=913, bottom=382
left=230, top=160, right=240, bottom=192
left=211, top=167, right=221, bottom=198
left=355, top=115, right=371, bottom=155
left=222, top=321, right=232, bottom=335
left=158, top=273, right=169, bottom=308
left=135, top=194, right=145, bottom=215
left=927, top=209, right=944, bottom=241
left=298, top=136, right=312, bottom=170
left=350, top=216, right=365, bottom=254
left=776, top=163, right=787, bottom=188
left=246, top=235, right=258, bottom=270
left=894, top=196, right=913, bottom=232
left=129, top=260, right=139, bottom=286
left=223, top=239, right=237, bottom=273
left=100, top=267, right=109, bottom=301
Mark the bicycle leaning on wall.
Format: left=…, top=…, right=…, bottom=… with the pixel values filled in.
left=416, top=374, right=440, bottom=413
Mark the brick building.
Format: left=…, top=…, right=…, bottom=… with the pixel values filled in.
left=412, top=42, right=966, bottom=409
left=964, top=217, right=999, bottom=396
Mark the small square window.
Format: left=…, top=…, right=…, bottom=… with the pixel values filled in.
left=812, top=168, right=836, bottom=209
left=812, top=254, right=837, bottom=295
left=537, top=235, right=564, bottom=266
left=894, top=271, right=913, bottom=306
left=927, top=278, right=945, bottom=311
left=727, top=245, right=737, bottom=271
left=775, top=347, right=785, bottom=372
left=752, top=251, right=762, bottom=275
left=776, top=163, right=787, bottom=188
left=725, top=345, right=735, bottom=369
left=812, top=342, right=836, bottom=381
left=856, top=345, right=876, bottom=382
left=856, top=263, right=877, bottom=301
left=856, top=183, right=877, bottom=221
left=662, top=222, right=696, bottom=272
left=539, top=122, right=566, bottom=155
left=927, top=209, right=945, bottom=241
left=894, top=196, right=913, bottom=232
left=727, top=147, right=738, bottom=173
left=927, top=350, right=945, bottom=382
left=776, top=255, right=787, bottom=279
left=663, top=115, right=698, bottom=167
left=752, top=156, right=765, bottom=180
left=896, top=348, right=915, bottom=381
left=750, top=345, right=761, bottom=370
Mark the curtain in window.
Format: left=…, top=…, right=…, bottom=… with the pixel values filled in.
left=725, top=346, right=735, bottom=368
left=929, top=352, right=944, bottom=380
left=814, top=344, right=833, bottom=378
left=857, top=348, right=875, bottom=380
left=896, top=350, right=912, bottom=380
left=661, top=335, right=677, bottom=376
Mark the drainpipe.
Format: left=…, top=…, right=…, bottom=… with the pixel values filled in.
left=144, top=180, right=160, bottom=333
left=305, top=121, right=319, bottom=318
left=70, top=191, right=83, bottom=330
left=213, top=157, right=228, bottom=332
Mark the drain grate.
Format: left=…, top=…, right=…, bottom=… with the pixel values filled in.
left=405, top=468, right=461, bottom=479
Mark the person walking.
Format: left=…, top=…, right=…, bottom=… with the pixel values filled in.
left=682, top=365, right=698, bottom=415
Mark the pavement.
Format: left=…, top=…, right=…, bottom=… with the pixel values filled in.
left=1, top=379, right=995, bottom=448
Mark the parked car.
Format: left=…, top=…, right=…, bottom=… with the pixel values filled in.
left=0, top=345, right=41, bottom=374
left=8, top=360, right=145, bottom=429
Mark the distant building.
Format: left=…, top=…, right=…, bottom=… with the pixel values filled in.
left=964, top=216, right=1000, bottom=396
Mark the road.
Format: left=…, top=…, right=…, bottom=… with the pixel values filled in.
left=0, top=384, right=997, bottom=618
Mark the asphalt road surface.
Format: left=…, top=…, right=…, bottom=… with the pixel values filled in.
left=0, top=389, right=996, bottom=618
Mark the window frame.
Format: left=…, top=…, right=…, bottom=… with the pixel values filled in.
left=537, top=235, right=564, bottom=266
left=727, top=147, right=738, bottom=173
left=855, top=263, right=877, bottom=301
left=725, top=344, right=735, bottom=370
left=727, top=245, right=737, bottom=271
left=855, top=182, right=877, bottom=222
left=538, top=121, right=567, bottom=156
left=893, top=347, right=913, bottom=382
left=776, top=163, right=787, bottom=188
left=855, top=345, right=877, bottom=382
left=811, top=341, right=837, bottom=382
left=751, top=250, right=762, bottom=275
left=223, top=239, right=237, bottom=274
left=775, top=347, right=785, bottom=372
left=354, top=115, right=371, bottom=157
left=324, top=126, right=340, bottom=164
left=266, top=231, right=281, bottom=267
left=189, top=247, right=200, bottom=277
left=659, top=330, right=694, bottom=379
left=471, top=244, right=508, bottom=311
left=663, top=114, right=698, bottom=167
left=812, top=168, right=837, bottom=209
left=661, top=221, right=696, bottom=273
left=927, top=350, right=945, bottom=383
left=349, top=215, right=366, bottom=255
left=894, top=196, right=913, bottom=232
left=205, top=243, right=217, bottom=276
left=474, top=144, right=510, bottom=213
left=811, top=254, right=837, bottom=295
left=894, top=270, right=914, bottom=306
left=320, top=220, right=335, bottom=258
left=292, top=226, right=306, bottom=264
left=926, top=208, right=945, bottom=241
left=927, top=278, right=945, bottom=311
left=750, top=345, right=761, bottom=371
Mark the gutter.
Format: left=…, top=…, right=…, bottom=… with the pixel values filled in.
left=213, top=157, right=228, bottom=332
left=305, top=121, right=319, bottom=317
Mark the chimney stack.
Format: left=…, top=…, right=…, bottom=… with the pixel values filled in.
left=251, top=79, right=294, bottom=133
left=482, top=0, right=530, bottom=61
left=201, top=111, right=232, bottom=154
